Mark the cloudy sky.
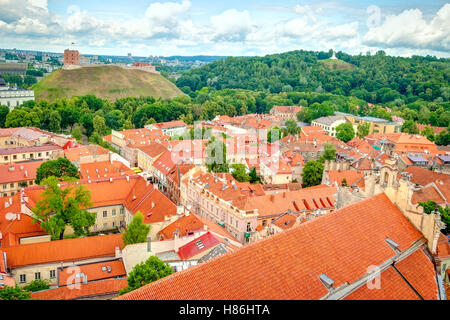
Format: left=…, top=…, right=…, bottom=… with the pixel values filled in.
left=0, top=0, right=449, bottom=57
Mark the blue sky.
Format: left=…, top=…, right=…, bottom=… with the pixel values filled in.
left=0, top=0, right=449, bottom=57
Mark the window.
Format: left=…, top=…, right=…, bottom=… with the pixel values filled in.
left=112, top=221, right=116, bottom=227
left=20, top=274, right=26, bottom=283
left=3, top=156, right=7, bottom=160
left=35, top=272, right=41, bottom=280
left=50, top=270, right=56, bottom=278
left=38, top=153, right=42, bottom=157
left=13, top=155, right=17, bottom=160
left=3, top=184, right=6, bottom=189
left=103, top=223, right=107, bottom=229
left=120, top=208, right=125, bottom=215
left=46, top=152, right=49, bottom=156
left=22, top=154, right=26, bottom=159
left=29, top=181, right=33, bottom=185
left=247, top=222, right=251, bottom=232
left=10, top=183, right=14, bottom=188
left=103, top=210, right=107, bottom=218
left=235, top=220, right=238, bottom=228
left=112, top=209, right=116, bottom=217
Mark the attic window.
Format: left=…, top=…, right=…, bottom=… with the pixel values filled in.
left=195, top=239, right=205, bottom=250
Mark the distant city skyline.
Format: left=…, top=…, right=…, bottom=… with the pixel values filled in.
left=0, top=0, right=449, bottom=58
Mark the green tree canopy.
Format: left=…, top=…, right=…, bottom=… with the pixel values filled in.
left=301, top=160, right=324, bottom=188
left=23, top=280, right=50, bottom=292
left=32, top=176, right=95, bottom=240
left=267, top=126, right=282, bottom=143
left=319, top=143, right=336, bottom=162
left=206, top=137, right=229, bottom=173
left=401, top=120, right=419, bottom=134
left=357, top=122, right=370, bottom=138
left=231, top=164, right=251, bottom=182
left=35, top=158, right=80, bottom=185
left=122, top=211, right=151, bottom=245
left=0, top=286, right=32, bottom=300
left=119, top=256, right=173, bottom=295
left=285, top=119, right=300, bottom=135
left=335, top=122, right=355, bottom=142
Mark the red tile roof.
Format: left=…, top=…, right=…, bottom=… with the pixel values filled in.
left=0, top=194, right=47, bottom=247
left=58, top=260, right=126, bottom=287
left=4, top=234, right=123, bottom=268
left=155, top=120, right=187, bottom=129
left=79, top=160, right=134, bottom=180
left=136, top=143, right=168, bottom=158
left=177, top=232, right=220, bottom=260
left=31, top=278, right=127, bottom=300
left=24, top=175, right=177, bottom=224
left=325, top=170, right=365, bottom=187
left=403, top=166, right=450, bottom=186
left=0, top=160, right=43, bottom=184
left=64, top=145, right=109, bottom=162
left=0, top=144, right=61, bottom=156
left=159, top=214, right=204, bottom=240
left=117, top=193, right=433, bottom=300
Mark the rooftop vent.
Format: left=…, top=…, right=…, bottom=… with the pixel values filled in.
left=318, top=273, right=335, bottom=291
left=385, top=238, right=401, bottom=253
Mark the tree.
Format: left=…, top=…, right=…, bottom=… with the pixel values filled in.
left=438, top=206, right=450, bottom=235
left=335, top=122, right=355, bottom=143
left=357, top=122, right=370, bottom=138
left=206, top=137, right=228, bottom=173
left=24, top=75, right=37, bottom=87
left=122, top=212, right=150, bottom=245
left=32, top=176, right=95, bottom=240
left=119, top=256, right=173, bottom=295
left=93, top=115, right=108, bottom=136
left=285, top=119, right=300, bottom=135
left=23, top=280, right=50, bottom=292
left=71, top=125, right=83, bottom=142
left=80, top=113, right=94, bottom=137
left=301, top=160, right=324, bottom=188
left=435, top=130, right=450, bottom=146
left=420, top=126, right=435, bottom=141
left=231, top=164, right=250, bottom=182
left=267, top=126, right=282, bottom=143
left=0, top=286, right=32, bottom=300
left=401, top=120, right=419, bottom=134
left=48, top=111, right=61, bottom=133
left=0, top=105, right=9, bottom=127
left=123, top=118, right=134, bottom=130
left=319, top=143, right=336, bottom=162
left=418, top=201, right=437, bottom=214
left=35, top=158, right=80, bottom=185
left=249, top=167, right=260, bottom=184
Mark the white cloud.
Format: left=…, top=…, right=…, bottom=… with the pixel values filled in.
left=363, top=4, right=450, bottom=52
left=211, top=9, right=253, bottom=41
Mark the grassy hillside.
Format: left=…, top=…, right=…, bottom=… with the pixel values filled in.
left=33, top=65, right=185, bottom=101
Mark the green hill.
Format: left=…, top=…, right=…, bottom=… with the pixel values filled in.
left=318, top=58, right=356, bottom=70
left=33, top=65, right=185, bottom=101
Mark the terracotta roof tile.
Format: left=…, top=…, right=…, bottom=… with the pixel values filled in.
left=58, top=260, right=126, bottom=286
left=117, top=193, right=430, bottom=300
left=31, top=278, right=127, bottom=300
left=4, top=234, right=123, bottom=268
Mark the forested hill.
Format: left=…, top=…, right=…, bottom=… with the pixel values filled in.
left=176, top=50, right=450, bottom=105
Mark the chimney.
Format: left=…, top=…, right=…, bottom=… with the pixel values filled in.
left=147, top=236, right=152, bottom=252
left=203, top=224, right=208, bottom=231
left=173, top=230, right=179, bottom=252
left=82, top=274, right=88, bottom=285
left=126, top=175, right=130, bottom=182
left=17, top=213, right=20, bottom=221
left=115, top=246, right=121, bottom=258
left=270, top=194, right=275, bottom=202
